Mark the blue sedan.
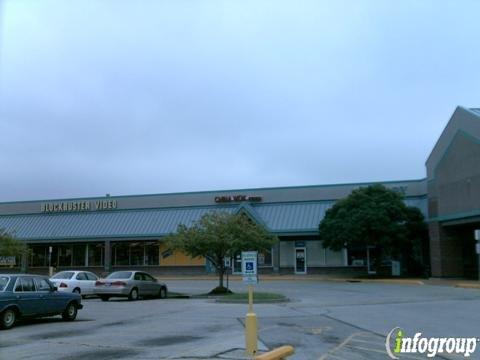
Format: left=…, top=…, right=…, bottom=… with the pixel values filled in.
left=0, top=274, right=83, bottom=330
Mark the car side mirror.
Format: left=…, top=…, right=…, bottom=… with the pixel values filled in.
left=52, top=286, right=58, bottom=292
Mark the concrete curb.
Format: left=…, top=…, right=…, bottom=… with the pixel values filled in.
left=157, top=275, right=480, bottom=288
left=157, top=275, right=427, bottom=285
left=455, top=283, right=480, bottom=290
left=336, top=279, right=425, bottom=286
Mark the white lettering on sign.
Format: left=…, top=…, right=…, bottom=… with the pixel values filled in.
left=214, top=195, right=262, bottom=203
left=95, top=200, right=118, bottom=210
left=41, top=200, right=117, bottom=213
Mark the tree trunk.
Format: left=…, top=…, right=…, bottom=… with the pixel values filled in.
left=217, top=257, right=225, bottom=288
left=218, top=269, right=224, bottom=288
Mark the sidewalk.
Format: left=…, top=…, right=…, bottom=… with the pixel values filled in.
left=157, top=274, right=480, bottom=289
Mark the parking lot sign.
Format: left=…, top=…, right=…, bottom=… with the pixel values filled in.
left=242, top=251, right=258, bottom=285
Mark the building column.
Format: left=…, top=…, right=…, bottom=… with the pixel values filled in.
left=20, top=249, right=28, bottom=273
left=85, top=244, right=89, bottom=267
left=429, top=222, right=463, bottom=277
left=104, top=240, right=112, bottom=273
left=274, top=240, right=281, bottom=273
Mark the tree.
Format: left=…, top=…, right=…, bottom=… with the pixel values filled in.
left=0, top=229, right=29, bottom=266
left=319, top=184, right=427, bottom=274
left=164, top=212, right=277, bottom=293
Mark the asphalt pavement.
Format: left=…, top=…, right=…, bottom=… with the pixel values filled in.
left=0, top=280, right=479, bottom=360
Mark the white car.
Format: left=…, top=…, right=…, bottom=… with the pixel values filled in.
left=50, top=271, right=99, bottom=297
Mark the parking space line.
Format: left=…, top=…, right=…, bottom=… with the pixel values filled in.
left=352, top=332, right=382, bottom=339
left=348, top=345, right=426, bottom=360
left=257, top=325, right=279, bottom=333
left=348, top=345, right=388, bottom=354
left=349, top=337, right=383, bottom=346
left=318, top=332, right=369, bottom=360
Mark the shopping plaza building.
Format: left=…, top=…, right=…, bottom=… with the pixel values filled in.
left=0, top=106, right=479, bottom=278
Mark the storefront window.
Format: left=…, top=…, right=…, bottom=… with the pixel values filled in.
left=88, top=243, right=104, bottom=266
left=31, top=246, right=47, bottom=267
left=258, top=249, right=272, bottom=267
left=58, top=245, right=73, bottom=266
left=72, top=244, right=86, bottom=266
left=145, top=243, right=159, bottom=265
left=114, top=243, right=129, bottom=265
left=50, top=246, right=58, bottom=267
left=130, top=243, right=144, bottom=265
left=347, top=246, right=367, bottom=266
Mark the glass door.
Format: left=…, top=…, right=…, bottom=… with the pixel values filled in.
left=232, top=253, right=242, bottom=274
left=294, top=247, right=307, bottom=274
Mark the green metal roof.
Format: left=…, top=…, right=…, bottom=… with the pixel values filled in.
left=0, top=206, right=237, bottom=241
left=0, top=198, right=427, bottom=242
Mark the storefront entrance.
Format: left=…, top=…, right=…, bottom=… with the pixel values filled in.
left=294, top=247, right=306, bottom=274
left=232, top=254, right=242, bottom=274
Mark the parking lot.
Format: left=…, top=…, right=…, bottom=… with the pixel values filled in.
left=1, top=280, right=479, bottom=360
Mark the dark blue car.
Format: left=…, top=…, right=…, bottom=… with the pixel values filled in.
left=0, top=274, right=83, bottom=330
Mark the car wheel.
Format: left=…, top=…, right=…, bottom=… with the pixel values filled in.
left=73, top=288, right=81, bottom=294
left=158, top=287, right=167, bottom=299
left=0, top=308, right=17, bottom=330
left=62, top=302, right=78, bottom=321
left=100, top=295, right=110, bottom=302
left=128, top=288, right=139, bottom=301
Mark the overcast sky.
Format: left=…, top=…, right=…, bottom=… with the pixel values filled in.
left=0, top=1, right=479, bottom=202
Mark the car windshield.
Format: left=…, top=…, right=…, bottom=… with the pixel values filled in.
left=0, top=276, right=9, bottom=291
left=107, top=271, right=132, bottom=279
left=51, top=271, right=75, bottom=279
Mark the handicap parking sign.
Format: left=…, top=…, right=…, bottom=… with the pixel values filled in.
left=241, top=251, right=258, bottom=285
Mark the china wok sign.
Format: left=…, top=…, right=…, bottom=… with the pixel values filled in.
left=214, top=195, right=262, bottom=203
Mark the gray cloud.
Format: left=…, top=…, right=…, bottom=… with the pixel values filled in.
left=0, top=0, right=479, bottom=201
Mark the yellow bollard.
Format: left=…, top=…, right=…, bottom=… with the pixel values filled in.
left=254, top=345, right=295, bottom=360
left=245, top=285, right=258, bottom=356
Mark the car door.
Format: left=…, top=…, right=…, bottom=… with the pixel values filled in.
left=84, top=272, right=98, bottom=295
left=14, top=277, right=42, bottom=316
left=143, top=273, right=159, bottom=295
left=44, top=279, right=70, bottom=314
left=34, top=277, right=57, bottom=314
left=75, top=272, right=89, bottom=294
left=133, top=272, right=147, bottom=295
